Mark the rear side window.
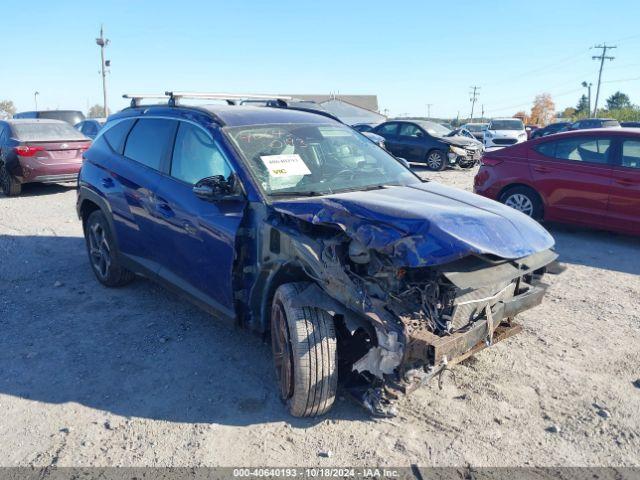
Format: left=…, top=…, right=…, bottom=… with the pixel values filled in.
left=534, top=142, right=556, bottom=157
left=621, top=139, right=640, bottom=169
left=103, top=119, right=136, bottom=154
left=12, top=122, right=87, bottom=141
left=124, top=118, right=178, bottom=171
left=602, top=120, right=620, bottom=128
left=555, top=137, right=610, bottom=164
left=170, top=122, right=232, bottom=184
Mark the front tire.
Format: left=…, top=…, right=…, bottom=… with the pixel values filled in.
left=271, top=282, right=337, bottom=417
left=84, top=210, right=135, bottom=287
left=500, top=186, right=543, bottom=221
left=0, top=163, right=22, bottom=196
left=425, top=150, right=447, bottom=171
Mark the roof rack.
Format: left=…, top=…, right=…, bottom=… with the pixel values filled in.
left=164, top=91, right=292, bottom=107
left=122, top=93, right=170, bottom=108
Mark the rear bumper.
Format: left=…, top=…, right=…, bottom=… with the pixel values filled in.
left=31, top=173, right=79, bottom=184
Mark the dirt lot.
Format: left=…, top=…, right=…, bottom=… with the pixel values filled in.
left=1, top=167, right=639, bottom=467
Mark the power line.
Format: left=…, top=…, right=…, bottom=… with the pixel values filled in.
left=591, top=44, right=616, bottom=116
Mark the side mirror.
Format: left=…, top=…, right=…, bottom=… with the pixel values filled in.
left=396, top=157, right=410, bottom=169
left=193, top=174, right=242, bottom=201
left=415, top=131, right=424, bottom=138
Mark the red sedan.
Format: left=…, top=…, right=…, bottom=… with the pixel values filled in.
left=474, top=128, right=640, bottom=236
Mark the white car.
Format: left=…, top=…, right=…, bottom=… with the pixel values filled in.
left=484, top=118, right=527, bottom=148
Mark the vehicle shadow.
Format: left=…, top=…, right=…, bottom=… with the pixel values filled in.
left=0, top=234, right=370, bottom=426
left=0, top=183, right=75, bottom=198
left=546, top=223, right=640, bottom=276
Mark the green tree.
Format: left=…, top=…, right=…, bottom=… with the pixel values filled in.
left=87, top=104, right=106, bottom=118
left=0, top=100, right=16, bottom=119
left=575, top=94, right=589, bottom=116
left=606, top=91, right=631, bottom=111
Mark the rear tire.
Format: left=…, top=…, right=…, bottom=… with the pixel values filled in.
left=500, top=186, right=543, bottom=221
left=425, top=150, right=447, bottom=171
left=0, top=163, right=22, bottom=196
left=271, top=282, right=337, bottom=417
left=84, top=210, right=135, bottom=287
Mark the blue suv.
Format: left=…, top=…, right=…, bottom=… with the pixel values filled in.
left=77, top=94, right=557, bottom=417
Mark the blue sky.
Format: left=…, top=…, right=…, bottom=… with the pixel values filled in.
left=1, top=0, right=639, bottom=118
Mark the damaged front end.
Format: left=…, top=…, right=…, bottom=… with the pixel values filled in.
left=254, top=183, right=557, bottom=416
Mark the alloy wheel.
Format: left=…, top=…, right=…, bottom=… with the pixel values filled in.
left=504, top=193, right=534, bottom=216
left=88, top=222, right=112, bottom=280
left=427, top=152, right=443, bottom=169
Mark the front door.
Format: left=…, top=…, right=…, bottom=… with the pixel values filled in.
left=152, top=121, right=247, bottom=317
left=607, top=137, right=640, bottom=235
left=529, top=135, right=613, bottom=227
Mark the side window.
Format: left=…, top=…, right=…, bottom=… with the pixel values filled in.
left=534, top=141, right=556, bottom=157
left=124, top=119, right=178, bottom=170
left=621, top=139, right=640, bottom=169
left=376, top=123, right=399, bottom=135
left=170, top=122, right=231, bottom=184
left=84, top=122, right=97, bottom=137
left=399, top=123, right=423, bottom=137
left=555, top=137, right=610, bottom=164
left=103, top=119, right=136, bottom=154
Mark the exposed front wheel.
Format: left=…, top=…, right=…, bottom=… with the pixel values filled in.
left=0, top=164, right=22, bottom=196
left=271, top=282, right=337, bottom=417
left=84, top=210, right=135, bottom=287
left=425, top=150, right=447, bottom=171
left=500, top=186, right=543, bottom=220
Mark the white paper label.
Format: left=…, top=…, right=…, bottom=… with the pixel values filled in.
left=260, top=154, right=311, bottom=178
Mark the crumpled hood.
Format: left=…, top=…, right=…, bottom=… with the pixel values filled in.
left=272, top=182, right=554, bottom=267
left=440, top=135, right=482, bottom=148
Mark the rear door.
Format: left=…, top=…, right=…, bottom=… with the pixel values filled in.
left=110, top=118, right=179, bottom=269
left=607, top=137, right=640, bottom=234
left=373, top=122, right=401, bottom=156
left=152, top=120, right=247, bottom=316
left=529, top=135, right=613, bottom=226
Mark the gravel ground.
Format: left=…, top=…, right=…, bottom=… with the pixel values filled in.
left=0, top=167, right=639, bottom=467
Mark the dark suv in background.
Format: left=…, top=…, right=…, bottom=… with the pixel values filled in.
left=14, top=110, right=86, bottom=125
left=568, top=118, right=621, bottom=130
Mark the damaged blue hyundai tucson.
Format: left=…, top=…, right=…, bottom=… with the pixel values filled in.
left=77, top=93, right=557, bottom=417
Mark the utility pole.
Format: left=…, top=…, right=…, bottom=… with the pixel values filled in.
left=96, top=25, right=110, bottom=116
left=581, top=81, right=592, bottom=115
left=469, top=86, right=480, bottom=121
left=34, top=91, right=39, bottom=111
left=426, top=103, right=433, bottom=119
left=591, top=44, right=616, bottom=117
left=481, top=104, right=485, bottom=120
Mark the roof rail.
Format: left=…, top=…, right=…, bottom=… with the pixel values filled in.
left=165, top=91, right=292, bottom=107
left=122, top=93, right=170, bottom=108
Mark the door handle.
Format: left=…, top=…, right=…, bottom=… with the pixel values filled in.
left=533, top=166, right=551, bottom=174
left=154, top=196, right=174, bottom=218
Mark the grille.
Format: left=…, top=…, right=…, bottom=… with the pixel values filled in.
left=449, top=281, right=516, bottom=331
left=493, top=138, right=517, bottom=145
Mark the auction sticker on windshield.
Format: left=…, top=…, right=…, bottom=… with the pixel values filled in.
left=260, top=154, right=311, bottom=177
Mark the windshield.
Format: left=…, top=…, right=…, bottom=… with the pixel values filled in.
left=225, top=123, right=420, bottom=197
left=12, top=122, right=88, bottom=141
left=465, top=124, right=487, bottom=132
left=415, top=121, right=451, bottom=137
left=489, top=119, right=524, bottom=131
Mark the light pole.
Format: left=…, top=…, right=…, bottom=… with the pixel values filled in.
left=96, top=25, right=110, bottom=116
left=581, top=81, right=592, bottom=115
left=426, top=103, right=433, bottom=119
left=34, top=91, right=39, bottom=111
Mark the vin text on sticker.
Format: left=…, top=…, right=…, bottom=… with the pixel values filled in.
left=260, top=154, right=311, bottom=177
